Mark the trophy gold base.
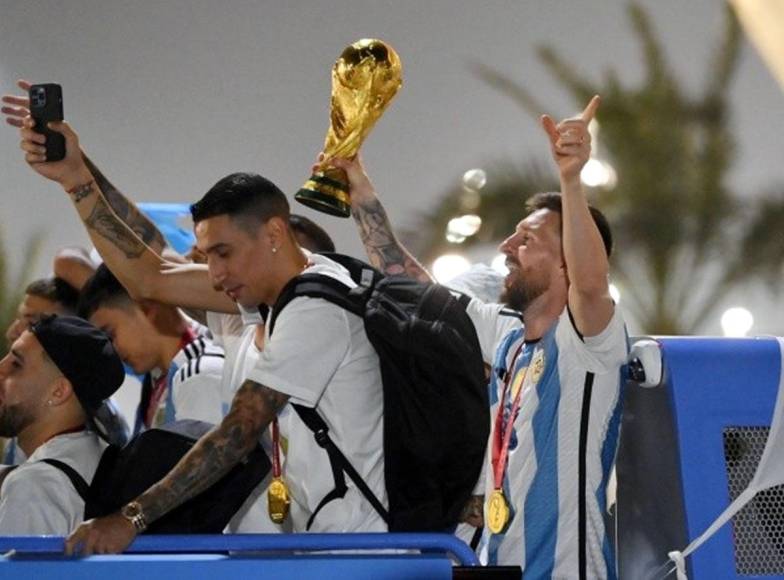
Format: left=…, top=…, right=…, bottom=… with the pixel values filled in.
left=295, top=170, right=351, bottom=218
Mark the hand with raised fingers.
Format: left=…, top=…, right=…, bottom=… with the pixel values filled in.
left=18, top=114, right=91, bottom=191
left=541, top=95, right=600, bottom=183
left=64, top=512, right=137, bottom=557
left=1, top=79, right=32, bottom=128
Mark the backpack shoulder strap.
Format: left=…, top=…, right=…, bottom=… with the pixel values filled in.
left=269, top=273, right=362, bottom=335
left=317, top=252, right=382, bottom=283
left=268, top=252, right=381, bottom=336
left=39, top=458, right=91, bottom=502
left=291, top=404, right=390, bottom=527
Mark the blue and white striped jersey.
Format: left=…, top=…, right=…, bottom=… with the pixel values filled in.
left=133, top=328, right=225, bottom=436
left=467, top=300, right=628, bottom=579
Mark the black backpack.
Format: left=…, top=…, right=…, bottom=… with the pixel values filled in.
left=41, top=420, right=270, bottom=533
left=269, top=253, right=489, bottom=532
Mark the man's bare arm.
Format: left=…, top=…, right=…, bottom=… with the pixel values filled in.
left=4, top=83, right=236, bottom=313
left=138, top=380, right=288, bottom=522
left=64, top=380, right=288, bottom=555
left=66, top=178, right=237, bottom=313
left=331, top=155, right=434, bottom=283
left=352, top=195, right=434, bottom=282
left=2, top=81, right=165, bottom=255
left=81, top=153, right=166, bottom=253
left=541, top=96, right=614, bottom=336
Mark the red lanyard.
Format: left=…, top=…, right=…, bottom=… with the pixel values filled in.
left=146, top=328, right=198, bottom=428
left=271, top=418, right=282, bottom=478
left=146, top=375, right=168, bottom=428
left=491, top=342, right=526, bottom=490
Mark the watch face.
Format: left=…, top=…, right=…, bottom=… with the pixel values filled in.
left=122, top=502, right=141, bottom=518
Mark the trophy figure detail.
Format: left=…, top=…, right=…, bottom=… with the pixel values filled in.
left=296, top=39, right=402, bottom=217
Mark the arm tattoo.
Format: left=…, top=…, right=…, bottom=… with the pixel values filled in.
left=137, top=380, right=288, bottom=524
left=68, top=181, right=96, bottom=204
left=352, top=196, right=433, bottom=283
left=84, top=193, right=147, bottom=259
left=82, top=154, right=166, bottom=251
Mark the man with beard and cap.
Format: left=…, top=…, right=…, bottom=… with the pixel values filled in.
left=3, top=273, right=129, bottom=465
left=329, top=96, right=628, bottom=579
left=0, top=315, right=125, bottom=535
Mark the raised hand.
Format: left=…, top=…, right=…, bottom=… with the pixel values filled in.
left=17, top=116, right=91, bottom=190
left=541, top=95, right=600, bottom=182
left=5, top=79, right=91, bottom=189
left=0, top=79, right=32, bottom=128
left=326, top=152, right=377, bottom=207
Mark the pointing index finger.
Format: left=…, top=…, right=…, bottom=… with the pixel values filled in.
left=580, top=95, right=601, bottom=123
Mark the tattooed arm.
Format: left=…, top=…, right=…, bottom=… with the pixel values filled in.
left=15, top=115, right=237, bottom=313
left=71, top=181, right=236, bottom=313
left=65, top=380, right=288, bottom=555
left=81, top=153, right=166, bottom=253
left=329, top=155, right=434, bottom=283
left=2, top=80, right=165, bottom=254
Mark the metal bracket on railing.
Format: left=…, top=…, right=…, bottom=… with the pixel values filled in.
left=628, top=339, right=663, bottom=388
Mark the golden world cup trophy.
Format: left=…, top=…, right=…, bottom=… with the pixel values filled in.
left=295, top=39, right=402, bottom=218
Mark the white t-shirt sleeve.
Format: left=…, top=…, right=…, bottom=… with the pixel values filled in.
left=247, top=297, right=351, bottom=407
left=555, top=306, right=628, bottom=374
left=464, top=298, right=522, bottom=364
left=172, top=357, right=226, bottom=424
left=0, top=465, right=81, bottom=535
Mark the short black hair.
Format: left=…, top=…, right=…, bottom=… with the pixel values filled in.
left=77, top=264, right=134, bottom=320
left=190, top=173, right=290, bottom=235
left=25, top=277, right=80, bottom=315
left=289, top=214, right=335, bottom=253
left=526, top=192, right=613, bottom=257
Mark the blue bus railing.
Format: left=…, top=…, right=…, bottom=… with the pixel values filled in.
left=0, top=533, right=480, bottom=566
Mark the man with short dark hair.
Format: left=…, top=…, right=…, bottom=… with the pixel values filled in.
left=2, top=85, right=339, bottom=534
left=4, top=277, right=79, bottom=464
left=13, top=118, right=385, bottom=552
left=78, top=264, right=225, bottom=433
left=0, top=315, right=125, bottom=534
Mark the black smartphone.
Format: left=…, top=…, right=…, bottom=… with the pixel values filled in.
left=28, top=83, right=65, bottom=162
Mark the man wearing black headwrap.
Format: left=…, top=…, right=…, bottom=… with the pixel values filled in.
left=0, top=315, right=124, bottom=534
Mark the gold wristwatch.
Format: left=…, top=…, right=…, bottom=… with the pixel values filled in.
left=121, top=501, right=148, bottom=532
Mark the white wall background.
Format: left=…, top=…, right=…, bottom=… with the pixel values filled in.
left=1, top=0, right=782, bottom=334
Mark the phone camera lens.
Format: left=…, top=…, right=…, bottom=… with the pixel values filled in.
left=31, top=88, right=46, bottom=108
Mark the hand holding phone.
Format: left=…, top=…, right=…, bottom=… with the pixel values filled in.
left=28, top=83, right=65, bottom=161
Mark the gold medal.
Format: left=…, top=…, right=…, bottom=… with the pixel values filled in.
left=531, top=350, right=546, bottom=385
left=486, top=489, right=510, bottom=534
left=267, top=476, right=291, bottom=524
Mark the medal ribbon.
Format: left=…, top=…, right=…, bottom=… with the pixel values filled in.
left=491, top=342, right=535, bottom=490
left=145, top=327, right=198, bottom=428
left=271, top=418, right=282, bottom=478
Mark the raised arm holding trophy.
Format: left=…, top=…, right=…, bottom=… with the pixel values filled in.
left=295, top=38, right=402, bottom=217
